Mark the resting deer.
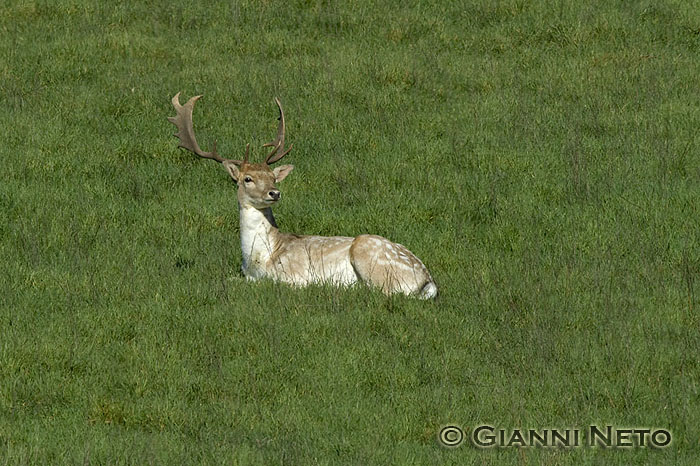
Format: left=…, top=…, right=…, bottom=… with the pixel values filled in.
left=168, top=93, right=438, bottom=299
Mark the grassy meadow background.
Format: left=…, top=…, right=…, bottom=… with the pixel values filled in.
left=1, top=0, right=698, bottom=464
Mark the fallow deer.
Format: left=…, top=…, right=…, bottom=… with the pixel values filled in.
left=168, top=93, right=437, bottom=299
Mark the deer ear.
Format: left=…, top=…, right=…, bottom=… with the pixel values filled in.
left=273, top=164, right=294, bottom=182
left=223, top=160, right=241, bottom=182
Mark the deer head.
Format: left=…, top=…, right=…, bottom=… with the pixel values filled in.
left=168, top=93, right=294, bottom=209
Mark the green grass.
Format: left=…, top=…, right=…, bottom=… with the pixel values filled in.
left=1, top=0, right=699, bottom=464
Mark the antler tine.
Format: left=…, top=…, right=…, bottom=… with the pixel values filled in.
left=169, top=92, right=231, bottom=164
left=264, top=97, right=293, bottom=165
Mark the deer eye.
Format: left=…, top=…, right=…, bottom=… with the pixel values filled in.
left=244, top=176, right=253, bottom=183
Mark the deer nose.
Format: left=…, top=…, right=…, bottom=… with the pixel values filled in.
left=268, top=190, right=281, bottom=201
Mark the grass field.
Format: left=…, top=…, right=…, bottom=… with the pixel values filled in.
left=1, top=0, right=699, bottom=464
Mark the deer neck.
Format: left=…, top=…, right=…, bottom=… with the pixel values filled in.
left=238, top=204, right=280, bottom=275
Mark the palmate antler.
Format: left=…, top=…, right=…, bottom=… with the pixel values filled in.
left=168, top=92, right=244, bottom=164
left=263, top=97, right=293, bottom=164
left=168, top=93, right=292, bottom=166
